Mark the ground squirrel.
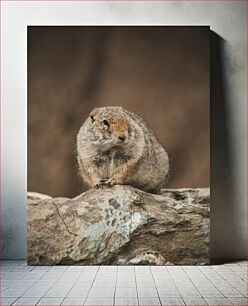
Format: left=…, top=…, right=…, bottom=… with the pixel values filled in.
left=77, top=106, right=169, bottom=194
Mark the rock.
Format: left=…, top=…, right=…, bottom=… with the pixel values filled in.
left=27, top=186, right=210, bottom=265
left=27, top=192, right=52, bottom=201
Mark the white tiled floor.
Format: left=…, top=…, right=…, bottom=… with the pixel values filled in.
left=1, top=260, right=247, bottom=305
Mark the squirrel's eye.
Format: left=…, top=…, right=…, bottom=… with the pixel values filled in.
left=103, top=119, right=109, bottom=127
left=90, top=116, right=95, bottom=123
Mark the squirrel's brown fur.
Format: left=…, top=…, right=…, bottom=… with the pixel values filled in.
left=77, top=106, right=169, bottom=194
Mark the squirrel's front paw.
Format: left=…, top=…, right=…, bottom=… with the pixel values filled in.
left=93, top=179, right=111, bottom=189
left=93, top=178, right=116, bottom=189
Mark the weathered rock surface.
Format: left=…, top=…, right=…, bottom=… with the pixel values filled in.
left=27, top=186, right=210, bottom=265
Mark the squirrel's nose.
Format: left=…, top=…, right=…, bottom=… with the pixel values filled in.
left=118, top=135, right=126, bottom=142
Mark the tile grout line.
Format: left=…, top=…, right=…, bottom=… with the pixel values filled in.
left=195, top=266, right=228, bottom=304
left=134, top=266, right=139, bottom=305
left=19, top=274, right=58, bottom=300
left=166, top=266, right=186, bottom=306
left=9, top=297, right=19, bottom=306
left=8, top=274, right=43, bottom=301
left=9, top=266, right=72, bottom=305
left=232, top=269, right=247, bottom=283
left=60, top=265, right=86, bottom=305
left=212, top=264, right=245, bottom=278
left=19, top=265, right=85, bottom=305
left=149, top=266, right=162, bottom=306
left=83, top=266, right=100, bottom=305
left=35, top=295, right=42, bottom=306
left=203, top=265, right=246, bottom=289
left=207, top=266, right=247, bottom=297
left=182, top=266, right=207, bottom=304
left=113, top=266, right=118, bottom=306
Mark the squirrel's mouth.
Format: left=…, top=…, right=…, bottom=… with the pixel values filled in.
left=91, top=139, right=113, bottom=148
left=118, top=135, right=126, bottom=142
left=90, top=135, right=129, bottom=147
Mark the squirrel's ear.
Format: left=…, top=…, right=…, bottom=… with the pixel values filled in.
left=89, top=107, right=99, bottom=120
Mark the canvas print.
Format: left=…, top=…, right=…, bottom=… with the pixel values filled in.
left=27, top=26, right=210, bottom=265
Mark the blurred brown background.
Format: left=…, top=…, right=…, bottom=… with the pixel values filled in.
left=28, top=26, right=210, bottom=197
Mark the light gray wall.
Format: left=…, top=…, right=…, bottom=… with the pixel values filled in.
left=1, top=1, right=246, bottom=260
